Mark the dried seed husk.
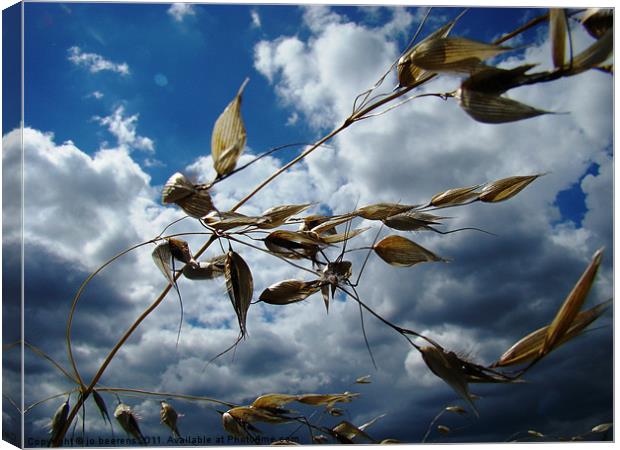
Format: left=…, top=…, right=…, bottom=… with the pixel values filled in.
left=152, top=242, right=175, bottom=284
left=176, top=189, right=216, bottom=218
left=494, top=299, right=611, bottom=367
left=182, top=255, right=227, bottom=280
left=541, top=248, right=603, bottom=356
left=549, top=9, right=567, bottom=68
left=355, top=203, right=418, bottom=220
left=310, top=214, right=356, bottom=235
left=222, top=412, right=248, bottom=438
left=581, top=9, right=613, bottom=39
left=478, top=174, right=542, bottom=203
left=383, top=211, right=445, bottom=232
left=570, top=28, right=613, bottom=74
left=203, top=211, right=261, bottom=231
left=258, top=203, right=314, bottom=229
left=225, top=251, right=254, bottom=337
left=168, top=238, right=194, bottom=264
left=355, top=375, right=372, bottom=384
left=321, top=284, right=330, bottom=312
left=227, top=406, right=291, bottom=424
left=380, top=439, right=401, bottom=444
left=313, top=435, right=329, bottom=444
left=397, top=17, right=459, bottom=87
left=271, top=440, right=300, bottom=445
left=92, top=390, right=111, bottom=425
left=420, top=346, right=478, bottom=416
left=528, top=430, right=544, bottom=438
left=300, top=214, right=338, bottom=235
left=457, top=88, right=550, bottom=124
left=114, top=403, right=146, bottom=445
left=252, top=394, right=300, bottom=410
left=591, top=423, right=613, bottom=433
left=374, top=235, right=445, bottom=267
left=162, top=172, right=195, bottom=204
left=320, top=227, right=369, bottom=244
left=409, top=38, right=512, bottom=73
left=264, top=230, right=323, bottom=260
left=259, top=280, right=321, bottom=305
left=437, top=425, right=451, bottom=434
left=160, top=401, right=181, bottom=439
left=445, top=405, right=467, bottom=415
left=211, top=79, right=248, bottom=177
left=461, top=64, right=537, bottom=95
left=332, top=421, right=375, bottom=444
left=430, top=185, right=481, bottom=207
left=49, top=400, right=70, bottom=441
left=297, top=392, right=359, bottom=408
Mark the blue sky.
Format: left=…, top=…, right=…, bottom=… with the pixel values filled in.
left=2, top=2, right=614, bottom=447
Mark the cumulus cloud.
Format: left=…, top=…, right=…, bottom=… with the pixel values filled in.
left=94, top=106, right=155, bottom=153
left=168, top=3, right=196, bottom=22
left=67, top=46, right=130, bottom=76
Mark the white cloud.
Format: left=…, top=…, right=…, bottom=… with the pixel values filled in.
left=94, top=106, right=155, bottom=153
left=168, top=3, right=196, bottom=22
left=89, top=90, right=104, bottom=100
left=250, top=9, right=261, bottom=28
left=67, top=46, right=130, bottom=75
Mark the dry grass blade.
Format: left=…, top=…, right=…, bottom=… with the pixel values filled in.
left=478, top=174, right=542, bottom=203
left=409, top=37, right=512, bottom=73
left=355, top=203, right=418, bottom=220
left=581, top=9, right=613, bottom=39
left=549, top=9, right=567, bottom=68
left=457, top=88, right=551, bottom=124
left=541, top=248, right=604, bottom=356
left=203, top=211, right=261, bottom=231
left=420, top=346, right=478, bottom=416
left=258, top=203, right=314, bottom=229
left=493, top=299, right=611, bottom=367
left=251, top=394, right=300, bottom=410
left=320, top=227, right=369, bottom=244
left=160, top=401, right=181, bottom=439
left=182, top=255, right=227, bottom=280
left=259, top=279, right=321, bottom=305
left=570, top=28, right=613, bottom=73
left=225, top=251, right=254, bottom=338
left=383, top=211, right=445, bottom=231
left=297, top=392, right=359, bottom=408
left=374, top=235, right=445, bottom=267
left=152, top=242, right=175, bottom=283
left=430, top=185, right=481, bottom=207
left=591, top=423, right=613, bottom=433
left=114, top=402, right=146, bottom=445
left=49, top=400, right=70, bottom=443
left=398, top=16, right=460, bottom=87
left=461, top=64, right=537, bottom=95
left=211, top=78, right=248, bottom=178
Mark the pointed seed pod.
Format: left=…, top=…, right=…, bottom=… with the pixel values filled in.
left=581, top=9, right=613, bottom=39
left=225, top=251, right=254, bottom=337
left=549, top=9, right=567, bottom=68
left=152, top=242, right=175, bottom=283
left=591, top=423, right=613, bottom=433
left=49, top=400, right=70, bottom=442
left=445, top=405, right=467, bottom=415
left=355, top=203, right=418, bottom=220
left=355, top=375, right=372, bottom=384
left=211, top=79, right=248, bottom=177
left=92, top=390, right=112, bottom=425
left=456, top=88, right=551, bottom=124
left=528, top=430, right=544, bottom=438
left=437, top=425, right=451, bottom=434
left=161, top=172, right=215, bottom=218
left=258, top=203, right=314, bottom=229
left=383, top=211, right=445, bottom=232
left=541, top=248, right=603, bottom=356
left=478, top=174, right=542, bottom=203
left=182, top=255, right=227, bottom=280
left=251, top=394, right=300, bottom=410
left=160, top=401, right=181, bottom=439
left=167, top=238, right=194, bottom=265
left=570, top=28, right=613, bottom=74
left=430, top=185, right=481, bottom=207
left=374, top=235, right=446, bottom=267
left=222, top=412, right=247, bottom=438
left=114, top=402, right=146, bottom=445
left=461, top=64, right=537, bottom=95
left=259, top=280, right=321, bottom=305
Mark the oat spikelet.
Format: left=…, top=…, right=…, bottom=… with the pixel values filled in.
left=374, top=235, right=446, bottom=267
left=225, top=251, right=254, bottom=338
left=160, top=401, right=181, bottom=439
left=114, top=402, right=146, bottom=445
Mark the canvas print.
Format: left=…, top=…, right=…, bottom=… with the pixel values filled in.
left=1, top=1, right=614, bottom=447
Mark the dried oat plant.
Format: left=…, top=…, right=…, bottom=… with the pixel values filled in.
left=12, top=7, right=612, bottom=446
